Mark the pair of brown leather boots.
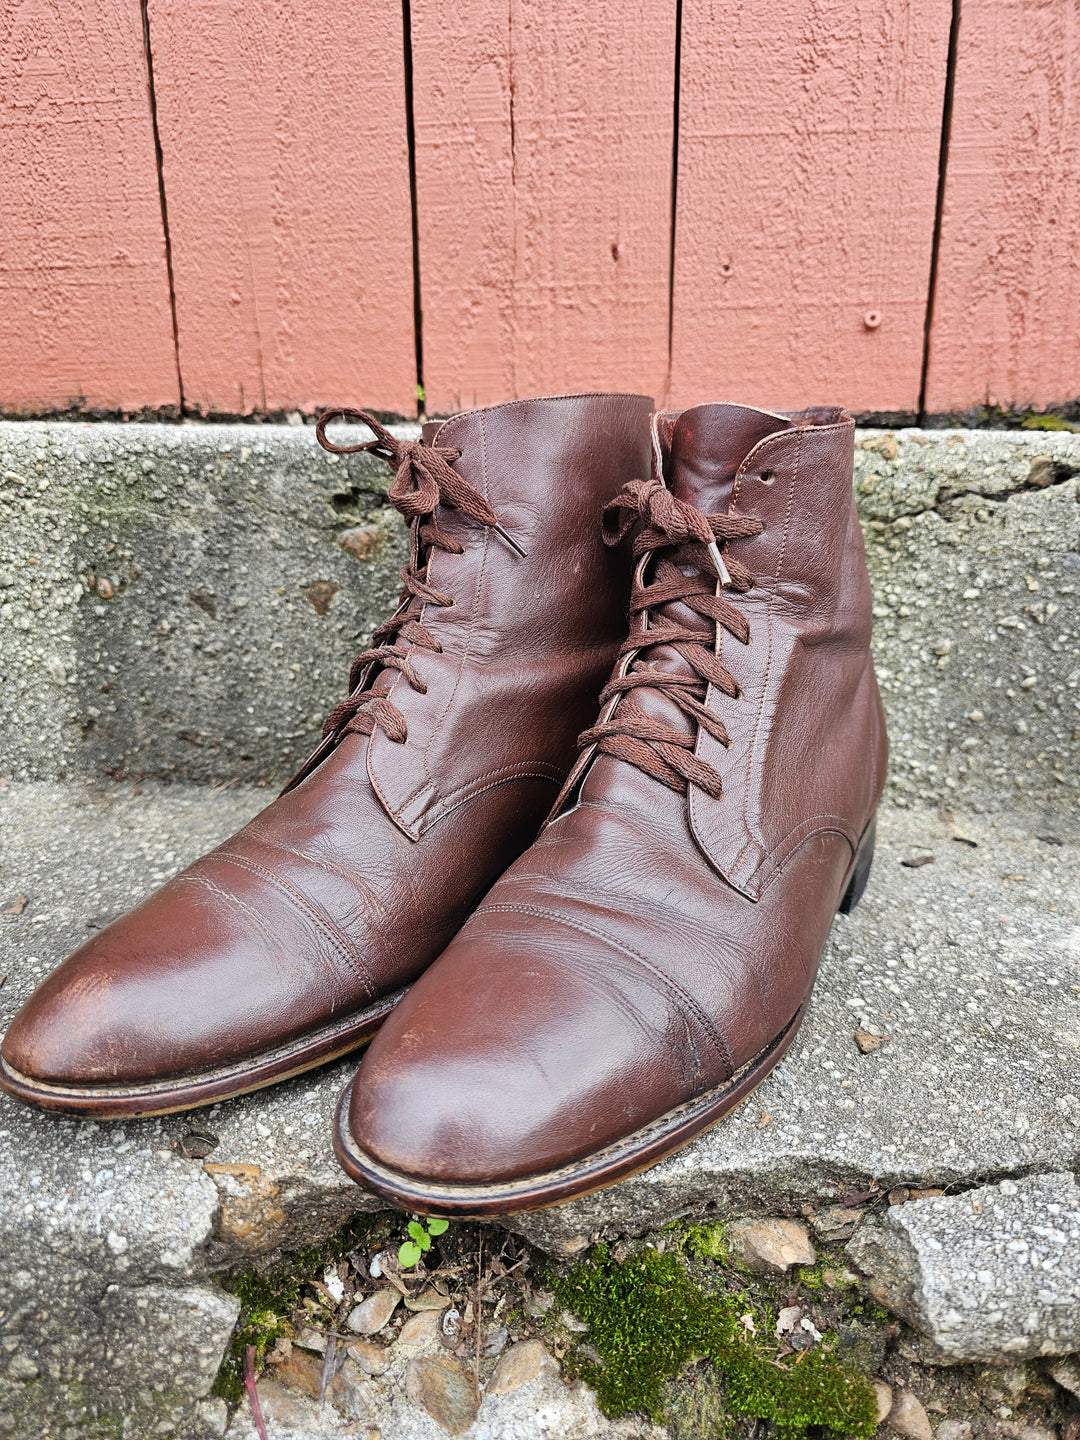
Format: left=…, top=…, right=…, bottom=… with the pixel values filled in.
left=1, top=394, right=886, bottom=1216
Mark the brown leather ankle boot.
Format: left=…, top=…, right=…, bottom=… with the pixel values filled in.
left=335, top=402, right=888, bottom=1213
left=0, top=394, right=652, bottom=1117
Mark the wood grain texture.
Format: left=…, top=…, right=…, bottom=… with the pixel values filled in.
left=670, top=0, right=951, bottom=415
left=411, top=0, right=675, bottom=415
left=0, top=0, right=178, bottom=413
left=925, top=0, right=1080, bottom=413
left=147, top=0, right=416, bottom=416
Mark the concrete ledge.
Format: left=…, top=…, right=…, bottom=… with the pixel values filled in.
left=2, top=422, right=1078, bottom=819
left=2, top=781, right=1078, bottom=1434
left=0, top=422, right=412, bottom=785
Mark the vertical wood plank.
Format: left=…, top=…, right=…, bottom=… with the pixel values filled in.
left=411, top=0, right=676, bottom=415
left=925, top=0, right=1080, bottom=414
left=147, top=0, right=416, bottom=417
left=671, top=0, right=951, bottom=416
left=0, top=0, right=179, bottom=413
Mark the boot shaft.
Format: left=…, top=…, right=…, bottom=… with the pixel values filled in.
left=364, top=393, right=654, bottom=836
left=569, top=401, right=886, bottom=894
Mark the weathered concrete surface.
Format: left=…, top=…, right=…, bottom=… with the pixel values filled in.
left=2, top=420, right=1079, bottom=1437
left=3, top=423, right=1079, bottom=821
left=853, top=429, right=1080, bottom=819
left=2, top=778, right=1078, bottom=1436
left=848, top=1173, right=1080, bottom=1363
left=0, top=421, right=411, bottom=785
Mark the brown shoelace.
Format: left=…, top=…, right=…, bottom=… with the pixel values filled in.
left=578, top=477, right=764, bottom=798
left=315, top=409, right=520, bottom=746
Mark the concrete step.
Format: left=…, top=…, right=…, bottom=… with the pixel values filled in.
left=2, top=780, right=1078, bottom=1436
left=2, top=416, right=1079, bottom=1438
left=2, top=420, right=1079, bottom=814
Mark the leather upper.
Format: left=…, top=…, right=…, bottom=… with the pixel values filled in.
left=348, top=402, right=888, bottom=1183
left=2, top=393, right=652, bottom=1087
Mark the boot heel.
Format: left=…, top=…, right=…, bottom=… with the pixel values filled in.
left=838, top=817, right=876, bottom=914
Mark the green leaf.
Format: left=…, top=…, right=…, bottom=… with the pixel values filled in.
left=418, top=1230, right=431, bottom=1251
left=408, top=1221, right=425, bottom=1243
left=398, top=1241, right=422, bottom=1269
left=427, top=1218, right=449, bottom=1236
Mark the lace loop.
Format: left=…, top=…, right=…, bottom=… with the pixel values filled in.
left=315, top=409, right=508, bottom=747
left=579, top=478, right=765, bottom=798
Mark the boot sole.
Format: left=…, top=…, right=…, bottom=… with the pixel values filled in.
left=333, top=817, right=876, bottom=1216
left=0, top=988, right=405, bottom=1119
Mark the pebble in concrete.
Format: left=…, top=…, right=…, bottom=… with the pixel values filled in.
left=885, top=1387, right=933, bottom=1440
left=847, top=1172, right=1080, bottom=1361
left=725, top=1218, right=815, bottom=1273
left=347, top=1288, right=401, bottom=1335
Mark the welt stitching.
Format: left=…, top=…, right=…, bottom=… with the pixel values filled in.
left=418, top=767, right=564, bottom=833
left=428, top=759, right=565, bottom=810
left=473, top=901, right=734, bottom=1075
left=393, top=414, right=493, bottom=815
left=214, top=853, right=374, bottom=996
left=749, top=815, right=858, bottom=897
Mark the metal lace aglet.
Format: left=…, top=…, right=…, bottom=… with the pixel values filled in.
left=707, top=538, right=732, bottom=586
left=494, top=522, right=528, bottom=559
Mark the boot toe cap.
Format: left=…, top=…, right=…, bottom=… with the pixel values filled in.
left=347, top=914, right=716, bottom=1185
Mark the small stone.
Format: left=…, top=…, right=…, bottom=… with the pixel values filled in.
left=176, top=1131, right=217, bottom=1160
left=295, top=1327, right=327, bottom=1354
left=872, top=1379, right=893, bottom=1422
left=482, top=1325, right=508, bottom=1358
left=3, top=894, right=28, bottom=915
left=888, top=1186, right=911, bottom=1205
left=96, top=577, right=114, bottom=599
left=397, top=1311, right=442, bottom=1347
left=337, top=525, right=383, bottom=561
left=251, top=1379, right=313, bottom=1427
left=346, top=1338, right=390, bottom=1374
left=935, top=1421, right=971, bottom=1440
left=404, top=1287, right=450, bottom=1312
left=8, top=1354, right=39, bottom=1381
left=347, top=1288, right=400, bottom=1334
left=405, top=1357, right=479, bottom=1435
left=486, top=1339, right=553, bottom=1396
left=855, top=1029, right=888, bottom=1053
left=304, top=580, right=339, bottom=615
left=1048, top=1356, right=1080, bottom=1399
left=776, top=1305, right=802, bottom=1336
left=274, top=1348, right=324, bottom=1401
left=887, top=1387, right=933, bottom=1440
left=727, top=1218, right=815, bottom=1273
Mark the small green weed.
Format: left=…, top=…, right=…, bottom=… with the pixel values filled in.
left=399, top=1216, right=449, bottom=1268
left=554, top=1245, right=877, bottom=1439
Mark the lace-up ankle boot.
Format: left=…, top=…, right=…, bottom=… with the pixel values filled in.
left=335, top=402, right=888, bottom=1212
left=1, top=394, right=652, bottom=1117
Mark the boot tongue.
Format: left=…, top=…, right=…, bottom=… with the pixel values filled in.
left=580, top=404, right=791, bottom=807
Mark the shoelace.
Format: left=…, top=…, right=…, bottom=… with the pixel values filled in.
left=578, top=477, right=764, bottom=797
left=315, top=409, right=520, bottom=746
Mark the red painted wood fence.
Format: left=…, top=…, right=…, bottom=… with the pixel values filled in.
left=1, top=0, right=1077, bottom=420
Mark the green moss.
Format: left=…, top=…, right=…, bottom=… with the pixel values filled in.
left=796, top=1259, right=858, bottom=1294
left=554, top=1245, right=877, bottom=1439
left=214, top=1212, right=379, bottom=1405
left=1020, top=414, right=1077, bottom=432
left=682, top=1220, right=730, bottom=1263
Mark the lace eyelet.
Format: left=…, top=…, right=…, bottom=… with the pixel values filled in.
left=760, top=470, right=776, bottom=485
